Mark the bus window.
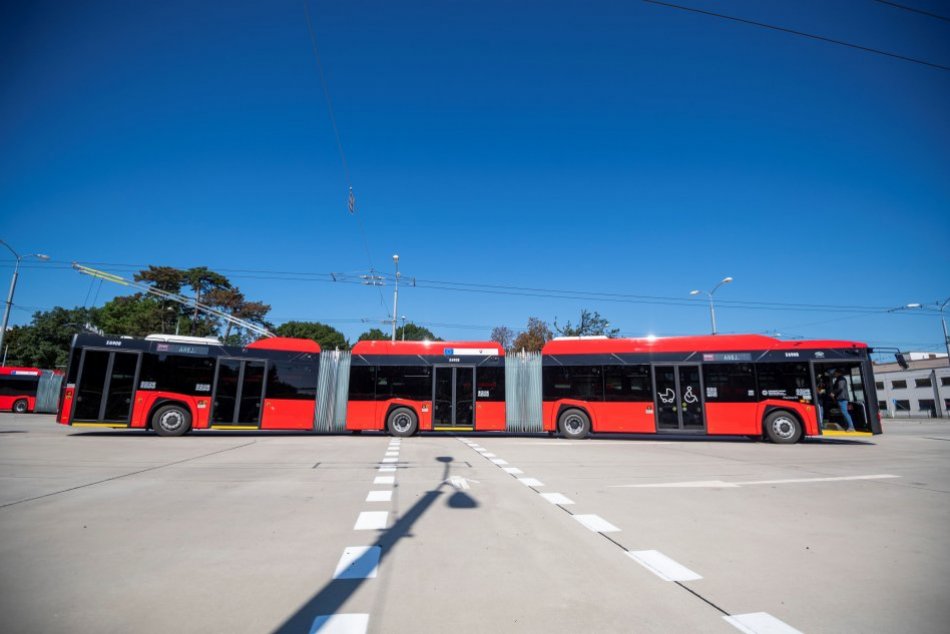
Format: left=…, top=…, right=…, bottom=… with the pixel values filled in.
left=702, top=364, right=756, bottom=402
left=603, top=365, right=652, bottom=402
left=755, top=363, right=811, bottom=403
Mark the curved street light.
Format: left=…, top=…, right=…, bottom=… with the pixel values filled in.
left=901, top=298, right=950, bottom=363
left=0, top=240, right=50, bottom=364
left=690, top=276, right=733, bottom=335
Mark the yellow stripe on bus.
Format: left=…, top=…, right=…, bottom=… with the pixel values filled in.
left=432, top=426, right=474, bottom=431
left=71, top=423, right=129, bottom=428
left=822, top=430, right=873, bottom=437
left=210, top=425, right=259, bottom=430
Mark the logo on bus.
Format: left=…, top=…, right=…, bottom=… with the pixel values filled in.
left=106, top=340, right=122, bottom=347
left=784, top=352, right=799, bottom=358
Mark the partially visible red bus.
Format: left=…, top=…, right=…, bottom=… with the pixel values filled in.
left=0, top=367, right=46, bottom=413
left=541, top=334, right=881, bottom=443
left=58, top=333, right=320, bottom=435
left=347, top=340, right=506, bottom=436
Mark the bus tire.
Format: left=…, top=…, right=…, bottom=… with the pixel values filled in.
left=764, top=410, right=802, bottom=444
left=152, top=404, right=192, bottom=437
left=13, top=399, right=29, bottom=414
left=388, top=407, right=417, bottom=437
left=558, top=408, right=590, bottom=439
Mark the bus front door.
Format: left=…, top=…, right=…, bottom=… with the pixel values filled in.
left=432, top=366, right=475, bottom=430
left=654, top=364, right=705, bottom=432
left=72, top=349, right=141, bottom=424
left=211, top=359, right=266, bottom=428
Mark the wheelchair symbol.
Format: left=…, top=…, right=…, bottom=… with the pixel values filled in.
left=683, top=386, right=698, bottom=404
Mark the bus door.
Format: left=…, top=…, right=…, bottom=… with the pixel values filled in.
left=211, top=358, right=267, bottom=428
left=72, top=349, right=142, bottom=424
left=432, top=365, right=475, bottom=430
left=812, top=360, right=873, bottom=432
left=653, top=364, right=705, bottom=432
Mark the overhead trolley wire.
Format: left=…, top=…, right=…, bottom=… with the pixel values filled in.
left=871, top=0, right=950, bottom=23
left=642, top=0, right=950, bottom=72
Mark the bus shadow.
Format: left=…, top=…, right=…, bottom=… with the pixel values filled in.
left=272, top=456, right=475, bottom=633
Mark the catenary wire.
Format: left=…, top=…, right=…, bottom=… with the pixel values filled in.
left=642, top=0, right=950, bottom=71
left=871, top=0, right=950, bottom=23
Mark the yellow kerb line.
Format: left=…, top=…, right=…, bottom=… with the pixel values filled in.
left=71, top=423, right=129, bottom=428
left=210, top=425, right=259, bottom=430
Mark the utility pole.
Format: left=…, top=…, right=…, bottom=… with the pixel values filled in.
left=0, top=240, right=49, bottom=364
left=391, top=254, right=400, bottom=342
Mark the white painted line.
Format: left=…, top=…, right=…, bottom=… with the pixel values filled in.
left=381, top=457, right=399, bottom=463
left=518, top=477, right=544, bottom=487
left=374, top=476, right=395, bottom=485
left=385, top=451, right=399, bottom=457
left=333, top=546, right=381, bottom=579
left=614, top=474, right=901, bottom=489
left=540, top=492, right=574, bottom=505
left=490, top=458, right=509, bottom=465
left=502, top=467, right=524, bottom=475
left=574, top=514, right=620, bottom=533
left=377, top=466, right=396, bottom=472
left=444, top=475, right=479, bottom=490
left=354, top=511, right=388, bottom=530
left=481, top=452, right=497, bottom=458
left=366, top=490, right=393, bottom=502
left=310, top=613, right=369, bottom=634
left=627, top=550, right=702, bottom=581
left=724, top=612, right=803, bottom=634
left=476, top=449, right=489, bottom=454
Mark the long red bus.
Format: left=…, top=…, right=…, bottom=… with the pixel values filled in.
left=58, top=333, right=320, bottom=435
left=58, top=332, right=880, bottom=442
left=542, top=334, right=880, bottom=442
left=0, top=367, right=46, bottom=413
left=347, top=340, right=506, bottom=436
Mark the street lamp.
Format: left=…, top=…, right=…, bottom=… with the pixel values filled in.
left=690, top=276, right=733, bottom=335
left=391, top=254, right=400, bottom=342
left=903, top=298, right=950, bottom=363
left=0, top=240, right=50, bottom=364
left=401, top=315, right=406, bottom=341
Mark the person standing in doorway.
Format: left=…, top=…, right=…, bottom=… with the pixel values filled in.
left=833, top=369, right=855, bottom=432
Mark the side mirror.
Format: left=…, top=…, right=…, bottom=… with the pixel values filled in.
left=895, top=353, right=909, bottom=370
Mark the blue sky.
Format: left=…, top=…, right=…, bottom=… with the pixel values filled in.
left=1, top=0, right=948, bottom=351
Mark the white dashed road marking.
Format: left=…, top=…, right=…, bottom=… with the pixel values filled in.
left=573, top=514, right=620, bottom=533
left=373, top=476, right=395, bottom=485
left=490, top=458, right=509, bottom=465
left=724, top=612, right=803, bottom=634
left=539, top=492, right=574, bottom=505
left=502, top=467, right=523, bottom=475
left=333, top=546, right=381, bottom=580
left=354, top=511, right=388, bottom=531
left=517, top=477, right=544, bottom=487
left=378, top=466, right=396, bottom=472
left=627, top=550, right=702, bottom=582
left=366, top=490, right=392, bottom=502
left=309, top=613, right=370, bottom=634
left=615, top=474, right=901, bottom=489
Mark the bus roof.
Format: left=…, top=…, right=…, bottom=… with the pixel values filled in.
left=0, top=366, right=44, bottom=376
left=246, top=337, right=321, bottom=353
left=351, top=340, right=504, bottom=356
left=541, top=334, right=868, bottom=355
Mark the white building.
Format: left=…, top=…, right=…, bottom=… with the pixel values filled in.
left=873, top=354, right=950, bottom=418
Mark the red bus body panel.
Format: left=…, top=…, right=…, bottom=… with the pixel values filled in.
left=475, top=402, right=506, bottom=431
left=58, top=386, right=74, bottom=424
left=261, top=399, right=315, bottom=429
left=0, top=395, right=36, bottom=412
left=542, top=334, right=868, bottom=355
left=130, top=392, right=211, bottom=429
left=0, top=366, right=44, bottom=413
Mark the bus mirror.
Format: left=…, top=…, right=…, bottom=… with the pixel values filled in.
left=895, top=353, right=908, bottom=370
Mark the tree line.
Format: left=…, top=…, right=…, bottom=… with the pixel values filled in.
left=2, top=265, right=617, bottom=368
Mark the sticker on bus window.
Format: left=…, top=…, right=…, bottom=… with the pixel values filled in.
left=478, top=390, right=490, bottom=398
left=139, top=381, right=156, bottom=389
left=796, top=388, right=812, bottom=399
left=196, top=383, right=211, bottom=392
left=706, top=387, right=717, bottom=398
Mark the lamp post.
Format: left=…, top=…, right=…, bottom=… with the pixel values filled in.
left=690, top=276, right=733, bottom=335
left=391, top=254, right=400, bottom=342
left=904, top=298, right=950, bottom=363
left=0, top=240, right=49, bottom=364
left=401, top=315, right=406, bottom=341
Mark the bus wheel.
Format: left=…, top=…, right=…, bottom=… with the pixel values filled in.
left=388, top=407, right=418, bottom=437
left=558, top=409, right=590, bottom=439
left=152, top=404, right=192, bottom=437
left=764, top=411, right=802, bottom=444
left=13, top=399, right=28, bottom=414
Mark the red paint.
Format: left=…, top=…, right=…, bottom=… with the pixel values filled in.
left=58, top=386, right=74, bottom=424
left=475, top=402, right=506, bottom=430
left=246, top=337, right=321, bottom=353
left=590, top=402, right=656, bottom=433
left=261, top=399, right=315, bottom=429
left=346, top=400, right=379, bottom=430
left=0, top=366, right=45, bottom=413
left=351, top=340, right=504, bottom=356
left=129, top=391, right=207, bottom=429
left=542, top=334, right=867, bottom=355
left=705, top=402, right=759, bottom=435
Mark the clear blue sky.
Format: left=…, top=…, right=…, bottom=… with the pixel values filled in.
left=1, top=0, right=948, bottom=351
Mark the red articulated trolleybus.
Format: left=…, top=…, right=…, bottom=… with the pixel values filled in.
left=58, top=332, right=880, bottom=442
left=0, top=367, right=47, bottom=413
left=347, top=340, right=506, bottom=436
left=58, top=333, right=320, bottom=435
left=541, top=334, right=881, bottom=443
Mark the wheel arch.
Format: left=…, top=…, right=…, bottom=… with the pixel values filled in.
left=762, top=406, right=804, bottom=443
left=385, top=403, right=420, bottom=431
left=555, top=402, right=595, bottom=432
left=147, top=398, right=195, bottom=430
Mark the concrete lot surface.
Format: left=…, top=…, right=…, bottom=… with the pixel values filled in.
left=1, top=414, right=948, bottom=633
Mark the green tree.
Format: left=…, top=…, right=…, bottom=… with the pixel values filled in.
left=554, top=309, right=618, bottom=337
left=276, top=321, right=349, bottom=350
left=205, top=287, right=271, bottom=343
left=490, top=325, right=515, bottom=350
left=511, top=317, right=552, bottom=352
left=397, top=322, right=440, bottom=341
left=357, top=328, right=389, bottom=342
left=96, top=294, right=167, bottom=337
left=182, top=266, right=231, bottom=335
left=3, top=306, right=99, bottom=368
